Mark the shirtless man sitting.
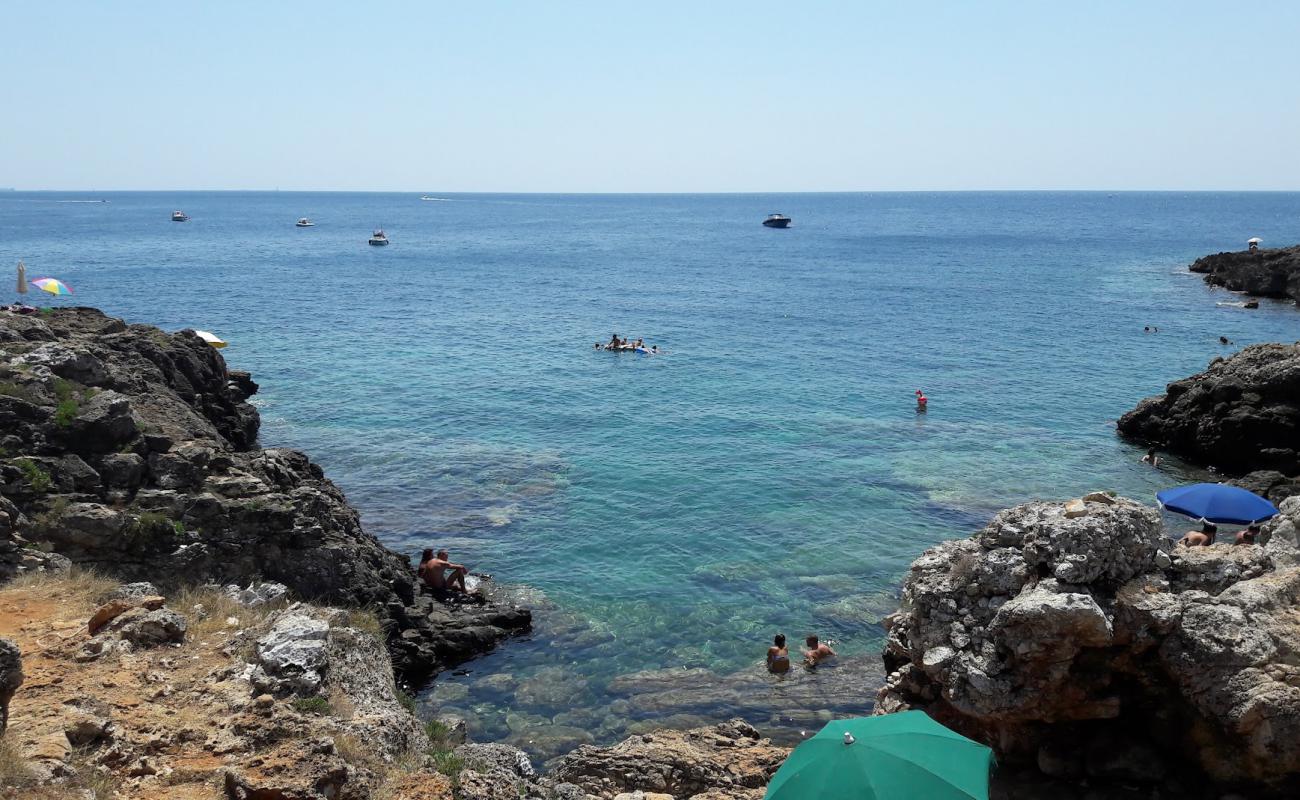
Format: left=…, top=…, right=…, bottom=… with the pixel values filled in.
left=1178, top=522, right=1217, bottom=547
left=803, top=635, right=836, bottom=667
left=417, top=548, right=468, bottom=597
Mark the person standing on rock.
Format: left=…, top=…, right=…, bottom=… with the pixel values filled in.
left=1179, top=522, right=1217, bottom=547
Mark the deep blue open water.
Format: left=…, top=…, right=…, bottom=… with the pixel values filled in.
left=4, top=191, right=1298, bottom=756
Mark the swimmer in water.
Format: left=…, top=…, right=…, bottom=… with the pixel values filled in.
left=767, top=633, right=791, bottom=674
left=915, top=390, right=928, bottom=412
left=1141, top=448, right=1160, bottom=467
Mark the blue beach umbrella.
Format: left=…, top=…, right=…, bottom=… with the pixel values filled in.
left=1156, top=483, right=1278, bottom=526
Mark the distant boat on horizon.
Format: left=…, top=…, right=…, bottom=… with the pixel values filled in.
left=171, top=210, right=189, bottom=222
left=762, top=213, right=791, bottom=228
left=368, top=228, right=389, bottom=246
left=296, top=217, right=315, bottom=227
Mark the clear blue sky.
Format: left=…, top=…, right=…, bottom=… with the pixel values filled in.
left=5, top=1, right=1299, bottom=191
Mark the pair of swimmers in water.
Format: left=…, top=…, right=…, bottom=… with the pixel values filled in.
left=766, top=633, right=836, bottom=673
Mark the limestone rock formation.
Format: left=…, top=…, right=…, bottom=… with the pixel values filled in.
left=876, top=496, right=1300, bottom=798
left=1117, top=343, right=1300, bottom=481
left=550, top=720, right=789, bottom=800
left=1189, top=244, right=1300, bottom=303
left=0, top=636, right=20, bottom=734
left=0, top=308, right=530, bottom=683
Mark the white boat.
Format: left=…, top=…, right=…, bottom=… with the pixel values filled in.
left=171, top=210, right=189, bottom=222
left=296, top=218, right=315, bottom=227
left=420, top=195, right=437, bottom=201
left=368, top=228, right=389, bottom=246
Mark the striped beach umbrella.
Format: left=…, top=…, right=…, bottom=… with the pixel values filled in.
left=31, top=277, right=73, bottom=296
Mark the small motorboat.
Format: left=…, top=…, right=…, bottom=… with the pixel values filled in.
left=296, top=218, right=315, bottom=227
left=171, top=210, right=189, bottom=222
left=420, top=195, right=437, bottom=201
left=762, top=214, right=791, bottom=228
left=368, top=228, right=389, bottom=246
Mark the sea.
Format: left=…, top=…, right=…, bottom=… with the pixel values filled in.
left=3, top=191, right=1298, bottom=759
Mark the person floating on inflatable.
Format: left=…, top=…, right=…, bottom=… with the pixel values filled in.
left=915, top=389, right=928, bottom=412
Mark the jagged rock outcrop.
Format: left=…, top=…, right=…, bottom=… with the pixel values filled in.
left=550, top=720, right=789, bottom=800
left=0, top=636, right=20, bottom=734
left=0, top=308, right=530, bottom=683
left=1190, top=244, right=1300, bottom=303
left=0, top=573, right=450, bottom=799
left=1117, top=343, right=1300, bottom=489
left=875, top=495, right=1300, bottom=798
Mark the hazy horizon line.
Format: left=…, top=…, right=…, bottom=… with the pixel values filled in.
left=4, top=187, right=1300, bottom=195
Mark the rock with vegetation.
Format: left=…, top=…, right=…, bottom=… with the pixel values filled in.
left=0, top=308, right=530, bottom=684
left=1189, top=244, right=1300, bottom=303
left=875, top=495, right=1300, bottom=798
left=0, top=570, right=481, bottom=799
left=1117, top=343, right=1300, bottom=496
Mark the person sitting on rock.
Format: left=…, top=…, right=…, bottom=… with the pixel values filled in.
left=1179, top=522, right=1217, bottom=547
left=767, top=633, right=791, bottom=675
left=1235, top=524, right=1262, bottom=546
left=803, top=635, right=836, bottom=667
left=418, top=548, right=468, bottom=598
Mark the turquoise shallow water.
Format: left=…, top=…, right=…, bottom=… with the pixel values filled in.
left=4, top=191, right=1299, bottom=756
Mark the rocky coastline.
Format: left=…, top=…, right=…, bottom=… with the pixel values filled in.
left=0, top=308, right=530, bottom=685
left=1190, top=245, right=1300, bottom=304
left=1117, top=342, right=1300, bottom=503
left=5, top=306, right=1300, bottom=799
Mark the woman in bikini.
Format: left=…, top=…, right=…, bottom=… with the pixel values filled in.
left=767, top=633, right=791, bottom=674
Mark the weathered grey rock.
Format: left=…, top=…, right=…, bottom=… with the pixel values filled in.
left=115, top=608, right=187, bottom=648
left=253, top=611, right=330, bottom=695
left=221, top=581, right=289, bottom=607
left=0, top=637, right=21, bottom=734
left=551, top=720, right=787, bottom=799
left=877, top=495, right=1300, bottom=797
left=104, top=581, right=160, bottom=602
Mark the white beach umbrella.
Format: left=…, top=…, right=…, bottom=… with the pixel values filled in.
left=192, top=330, right=228, bottom=349
left=16, top=261, right=26, bottom=295
left=1247, top=237, right=1262, bottom=244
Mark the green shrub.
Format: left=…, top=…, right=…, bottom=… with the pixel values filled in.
left=53, top=378, right=74, bottom=401
left=395, top=687, right=417, bottom=714
left=33, top=496, right=71, bottom=530
left=432, top=751, right=463, bottom=781
left=292, top=696, right=331, bottom=715
left=54, top=397, right=79, bottom=428
left=15, top=459, right=52, bottom=492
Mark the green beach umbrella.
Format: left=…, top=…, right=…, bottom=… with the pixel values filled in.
left=764, top=712, right=993, bottom=800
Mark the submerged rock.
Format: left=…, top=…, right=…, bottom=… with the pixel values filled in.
left=876, top=495, right=1300, bottom=797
